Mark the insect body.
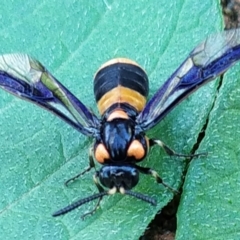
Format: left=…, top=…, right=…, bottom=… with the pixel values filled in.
left=1, top=28, right=240, bottom=218
left=93, top=58, right=149, bottom=164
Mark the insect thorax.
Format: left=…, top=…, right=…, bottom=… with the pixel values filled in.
left=93, top=114, right=149, bottom=164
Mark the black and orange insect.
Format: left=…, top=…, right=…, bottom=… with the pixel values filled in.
left=0, top=28, right=240, bottom=218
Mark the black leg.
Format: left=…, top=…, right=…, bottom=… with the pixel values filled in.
left=80, top=173, right=108, bottom=219
left=135, top=165, right=179, bottom=194
left=52, top=174, right=110, bottom=218
left=65, top=146, right=96, bottom=186
left=150, top=139, right=207, bottom=158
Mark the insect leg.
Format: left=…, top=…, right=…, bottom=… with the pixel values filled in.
left=150, top=139, right=206, bottom=158
left=65, top=146, right=96, bottom=186
left=135, top=165, right=179, bottom=194
left=80, top=172, right=106, bottom=219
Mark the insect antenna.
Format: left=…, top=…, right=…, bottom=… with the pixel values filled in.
left=52, top=187, right=157, bottom=217
left=122, top=188, right=157, bottom=206
left=52, top=191, right=108, bottom=217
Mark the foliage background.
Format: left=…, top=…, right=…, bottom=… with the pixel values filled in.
left=0, top=1, right=239, bottom=239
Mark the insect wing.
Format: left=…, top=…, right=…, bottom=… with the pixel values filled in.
left=0, top=53, right=100, bottom=136
left=136, top=28, right=240, bottom=131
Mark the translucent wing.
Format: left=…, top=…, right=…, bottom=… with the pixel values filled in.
left=0, top=53, right=100, bottom=136
left=136, top=28, right=240, bottom=131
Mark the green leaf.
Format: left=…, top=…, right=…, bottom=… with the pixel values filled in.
left=176, top=63, right=240, bottom=239
left=0, top=0, right=225, bottom=239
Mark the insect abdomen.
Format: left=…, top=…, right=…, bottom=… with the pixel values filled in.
left=94, top=58, right=149, bottom=116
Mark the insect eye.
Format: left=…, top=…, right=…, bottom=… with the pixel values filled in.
left=94, top=143, right=110, bottom=163
left=127, top=140, right=146, bottom=160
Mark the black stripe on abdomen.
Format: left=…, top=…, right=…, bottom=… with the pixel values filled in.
left=94, top=62, right=149, bottom=102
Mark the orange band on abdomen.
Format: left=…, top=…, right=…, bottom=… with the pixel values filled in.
left=97, top=86, right=146, bottom=115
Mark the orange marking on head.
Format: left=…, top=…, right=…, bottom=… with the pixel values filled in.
left=107, top=109, right=129, bottom=121
left=127, top=140, right=146, bottom=160
left=94, top=143, right=110, bottom=164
